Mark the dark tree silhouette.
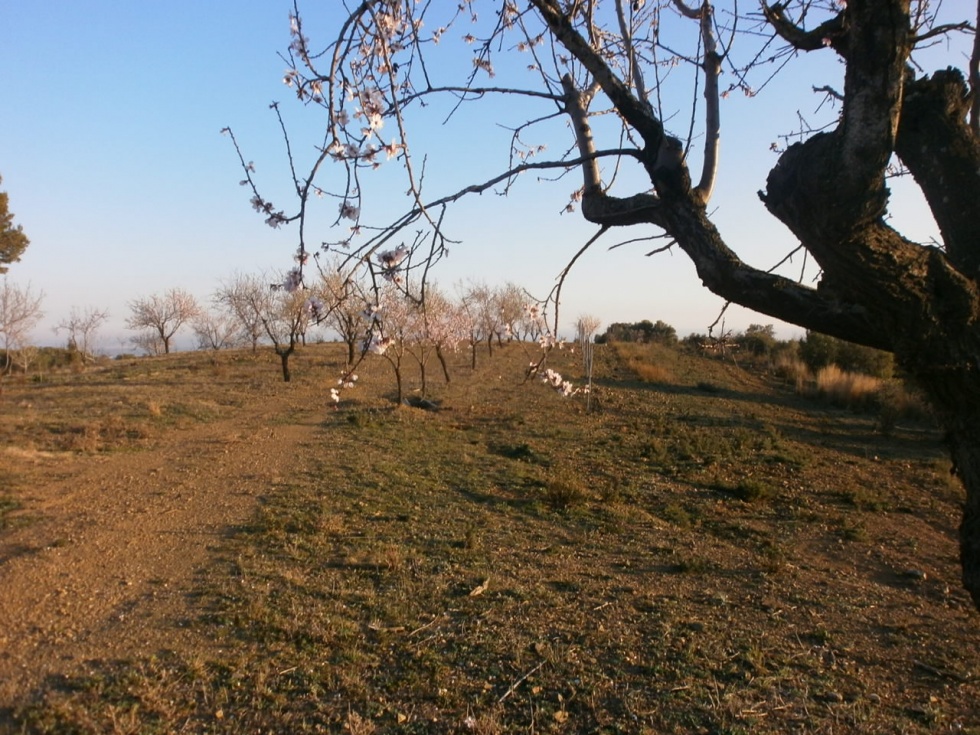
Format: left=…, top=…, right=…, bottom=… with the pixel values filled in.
left=0, top=174, right=30, bottom=274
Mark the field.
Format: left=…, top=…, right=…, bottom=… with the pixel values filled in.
left=0, top=341, right=977, bottom=734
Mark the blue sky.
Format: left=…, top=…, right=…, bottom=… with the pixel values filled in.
left=0, top=1, right=969, bottom=351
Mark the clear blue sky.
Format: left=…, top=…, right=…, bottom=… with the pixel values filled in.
left=0, top=2, right=968, bottom=351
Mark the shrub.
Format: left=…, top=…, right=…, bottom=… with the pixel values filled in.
left=738, top=324, right=777, bottom=357
left=800, top=331, right=893, bottom=378
left=836, top=340, right=893, bottom=378
left=633, top=361, right=674, bottom=384
left=799, top=332, right=838, bottom=373
left=597, top=319, right=677, bottom=345
left=876, top=380, right=934, bottom=435
left=542, top=476, right=587, bottom=508
left=712, top=477, right=776, bottom=503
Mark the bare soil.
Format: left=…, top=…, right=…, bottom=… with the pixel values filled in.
left=0, top=354, right=321, bottom=709
left=1, top=344, right=978, bottom=734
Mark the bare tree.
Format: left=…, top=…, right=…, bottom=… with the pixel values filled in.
left=54, top=306, right=110, bottom=361
left=244, top=278, right=313, bottom=382
left=214, top=272, right=270, bottom=353
left=126, top=288, right=200, bottom=355
left=457, top=283, right=498, bottom=369
left=268, top=288, right=312, bottom=382
left=129, top=332, right=165, bottom=357
left=576, top=314, right=602, bottom=345
left=192, top=308, right=241, bottom=351
left=495, top=283, right=526, bottom=345
left=230, top=2, right=980, bottom=608
left=317, top=259, right=371, bottom=366
left=0, top=278, right=44, bottom=374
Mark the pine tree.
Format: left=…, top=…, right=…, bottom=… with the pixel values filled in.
left=0, top=174, right=30, bottom=274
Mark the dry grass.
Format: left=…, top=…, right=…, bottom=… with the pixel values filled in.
left=610, top=341, right=676, bottom=383
left=774, top=354, right=810, bottom=391
left=815, top=364, right=882, bottom=407
left=2, top=342, right=977, bottom=734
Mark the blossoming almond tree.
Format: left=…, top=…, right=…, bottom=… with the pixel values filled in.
left=125, top=288, right=200, bottom=356
left=231, top=1, right=980, bottom=610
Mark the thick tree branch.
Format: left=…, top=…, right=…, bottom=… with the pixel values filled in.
left=896, top=69, right=980, bottom=279
left=694, top=3, right=721, bottom=204
left=529, top=0, right=665, bottom=153
left=562, top=74, right=666, bottom=228
left=971, top=0, right=980, bottom=133
left=658, top=196, right=887, bottom=348
left=837, top=0, right=911, bottom=204
left=761, top=2, right=847, bottom=54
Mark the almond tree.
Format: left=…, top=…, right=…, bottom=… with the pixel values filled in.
left=214, top=272, right=269, bottom=353
left=126, top=288, right=200, bottom=355
left=249, top=280, right=313, bottom=382
left=231, top=2, right=980, bottom=609
left=191, top=308, right=241, bottom=351
left=495, top=283, right=526, bottom=345
left=317, top=259, right=372, bottom=366
left=427, top=287, right=467, bottom=385
left=403, top=284, right=460, bottom=393
left=0, top=278, right=44, bottom=374
left=54, top=306, right=110, bottom=361
left=367, top=285, right=413, bottom=403
left=457, top=284, right=495, bottom=369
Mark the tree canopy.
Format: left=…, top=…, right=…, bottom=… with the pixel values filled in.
left=0, top=174, right=30, bottom=274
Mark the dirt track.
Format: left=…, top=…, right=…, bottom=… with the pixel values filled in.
left=0, top=387, right=318, bottom=708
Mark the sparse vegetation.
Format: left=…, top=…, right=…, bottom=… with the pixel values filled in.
left=0, top=340, right=975, bottom=733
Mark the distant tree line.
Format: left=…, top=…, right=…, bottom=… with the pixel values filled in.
left=601, top=317, right=893, bottom=380
left=596, top=320, right=677, bottom=345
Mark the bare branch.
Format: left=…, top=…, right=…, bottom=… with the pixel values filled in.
left=913, top=21, right=973, bottom=45
left=615, top=0, right=650, bottom=105
left=694, top=2, right=721, bottom=204
left=562, top=74, right=666, bottom=227
left=761, top=2, right=846, bottom=54
left=530, top=0, right=665, bottom=149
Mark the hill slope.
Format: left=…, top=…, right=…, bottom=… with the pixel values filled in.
left=0, top=343, right=976, bottom=733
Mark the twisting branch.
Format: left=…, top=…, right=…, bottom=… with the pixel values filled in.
left=761, top=2, right=847, bottom=54
left=562, top=74, right=666, bottom=228
left=549, top=225, right=611, bottom=336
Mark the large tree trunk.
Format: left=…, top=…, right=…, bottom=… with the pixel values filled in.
left=279, top=351, right=291, bottom=382
left=555, top=0, right=980, bottom=608
left=946, top=415, right=980, bottom=604
left=435, top=344, right=451, bottom=384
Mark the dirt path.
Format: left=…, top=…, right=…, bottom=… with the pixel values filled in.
left=0, top=402, right=319, bottom=707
